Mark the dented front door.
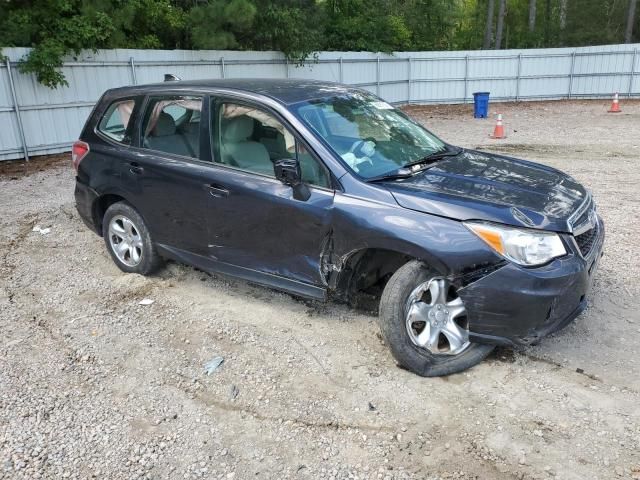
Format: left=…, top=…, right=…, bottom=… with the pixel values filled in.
left=205, top=166, right=335, bottom=287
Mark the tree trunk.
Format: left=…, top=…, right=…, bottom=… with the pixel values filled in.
left=544, top=0, right=551, bottom=46
left=472, top=0, right=484, bottom=49
left=625, top=0, right=638, bottom=43
left=495, top=0, right=507, bottom=49
left=483, top=0, right=496, bottom=49
left=559, top=0, right=568, bottom=30
left=528, top=0, right=536, bottom=32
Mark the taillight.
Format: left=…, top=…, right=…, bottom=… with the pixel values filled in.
left=72, top=141, right=90, bottom=172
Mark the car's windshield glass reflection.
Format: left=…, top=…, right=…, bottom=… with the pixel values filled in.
left=293, top=93, right=445, bottom=179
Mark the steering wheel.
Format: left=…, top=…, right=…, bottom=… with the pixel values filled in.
left=343, top=140, right=376, bottom=172
left=348, top=139, right=376, bottom=158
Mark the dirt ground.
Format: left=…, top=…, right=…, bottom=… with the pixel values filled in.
left=1, top=100, right=639, bottom=480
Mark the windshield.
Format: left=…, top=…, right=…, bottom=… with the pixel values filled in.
left=292, top=92, right=446, bottom=179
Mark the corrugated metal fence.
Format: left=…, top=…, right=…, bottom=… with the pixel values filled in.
left=1, top=43, right=639, bottom=161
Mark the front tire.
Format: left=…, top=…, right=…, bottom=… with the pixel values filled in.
left=379, top=260, right=494, bottom=377
left=102, top=202, right=162, bottom=275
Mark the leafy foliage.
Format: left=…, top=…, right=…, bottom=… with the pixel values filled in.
left=0, top=0, right=115, bottom=87
left=0, top=0, right=638, bottom=88
left=324, top=0, right=412, bottom=52
left=189, top=0, right=256, bottom=50
left=250, top=1, right=323, bottom=64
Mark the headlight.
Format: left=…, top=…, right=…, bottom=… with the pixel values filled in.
left=464, top=221, right=566, bottom=266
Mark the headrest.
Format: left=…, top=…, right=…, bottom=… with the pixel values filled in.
left=153, top=112, right=176, bottom=137
left=223, top=116, right=254, bottom=142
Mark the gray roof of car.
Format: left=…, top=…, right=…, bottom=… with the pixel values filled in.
left=113, top=78, right=364, bottom=105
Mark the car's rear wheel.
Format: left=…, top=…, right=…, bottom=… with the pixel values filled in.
left=102, top=202, right=162, bottom=275
left=379, top=260, right=494, bottom=377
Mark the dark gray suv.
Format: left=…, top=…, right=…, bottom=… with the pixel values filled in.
left=73, top=79, right=604, bottom=376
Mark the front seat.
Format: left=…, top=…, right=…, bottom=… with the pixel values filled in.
left=221, top=116, right=274, bottom=176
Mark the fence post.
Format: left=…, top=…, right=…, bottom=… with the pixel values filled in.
left=407, top=57, right=412, bottom=104
left=463, top=55, right=469, bottom=103
left=568, top=51, right=576, bottom=99
left=220, top=57, right=226, bottom=79
left=515, top=53, right=522, bottom=101
left=5, top=58, right=29, bottom=163
left=376, top=55, right=380, bottom=95
left=285, top=57, right=289, bottom=78
left=129, top=57, right=137, bottom=85
left=339, top=57, right=343, bottom=83
left=628, top=48, right=637, bottom=98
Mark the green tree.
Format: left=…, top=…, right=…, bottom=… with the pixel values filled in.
left=324, top=0, right=412, bottom=52
left=0, top=0, right=187, bottom=87
left=250, top=1, right=323, bottom=63
left=0, top=0, right=115, bottom=87
left=189, top=0, right=256, bottom=50
left=402, top=0, right=460, bottom=50
left=1, top=0, right=638, bottom=89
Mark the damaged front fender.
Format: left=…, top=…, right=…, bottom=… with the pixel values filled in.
left=321, top=185, right=504, bottom=300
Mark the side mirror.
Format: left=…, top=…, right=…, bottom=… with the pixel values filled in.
left=274, top=158, right=311, bottom=201
left=274, top=158, right=301, bottom=185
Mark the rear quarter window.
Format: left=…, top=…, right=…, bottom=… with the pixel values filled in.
left=97, top=99, right=135, bottom=143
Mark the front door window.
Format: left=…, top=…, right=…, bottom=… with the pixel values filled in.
left=215, top=102, right=330, bottom=188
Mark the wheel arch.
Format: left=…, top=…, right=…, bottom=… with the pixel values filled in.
left=329, top=243, right=449, bottom=307
left=92, top=192, right=135, bottom=235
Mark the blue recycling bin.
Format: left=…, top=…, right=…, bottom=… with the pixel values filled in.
left=473, top=92, right=490, bottom=118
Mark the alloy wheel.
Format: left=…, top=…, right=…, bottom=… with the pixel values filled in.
left=405, top=278, right=471, bottom=355
left=108, top=215, right=143, bottom=267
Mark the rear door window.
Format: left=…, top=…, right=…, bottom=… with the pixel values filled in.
left=97, top=99, right=135, bottom=143
left=141, top=96, right=203, bottom=159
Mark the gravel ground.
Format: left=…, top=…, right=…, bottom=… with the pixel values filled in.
left=1, top=100, right=639, bottom=480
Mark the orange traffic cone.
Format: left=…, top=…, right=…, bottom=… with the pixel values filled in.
left=490, top=113, right=506, bottom=139
left=608, top=93, right=622, bottom=113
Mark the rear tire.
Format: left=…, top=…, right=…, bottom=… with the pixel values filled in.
left=102, top=202, right=162, bottom=275
left=379, top=260, right=494, bottom=377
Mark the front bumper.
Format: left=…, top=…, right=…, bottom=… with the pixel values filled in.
left=460, top=216, right=605, bottom=346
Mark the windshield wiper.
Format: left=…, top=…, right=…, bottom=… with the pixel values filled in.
left=404, top=145, right=463, bottom=169
left=366, top=146, right=463, bottom=183
left=366, top=169, right=418, bottom=183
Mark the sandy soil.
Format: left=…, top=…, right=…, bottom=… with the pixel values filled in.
left=1, top=100, right=639, bottom=480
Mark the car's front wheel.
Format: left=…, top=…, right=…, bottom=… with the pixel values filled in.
left=102, top=202, right=162, bottom=275
left=379, top=260, right=494, bottom=377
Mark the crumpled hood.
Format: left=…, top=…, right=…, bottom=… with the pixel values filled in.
left=383, top=149, right=588, bottom=232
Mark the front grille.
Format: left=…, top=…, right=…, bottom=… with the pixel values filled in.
left=569, top=195, right=594, bottom=231
left=574, top=224, right=598, bottom=257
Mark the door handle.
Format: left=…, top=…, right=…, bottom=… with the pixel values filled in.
left=129, top=162, right=144, bottom=175
left=205, top=183, right=229, bottom=197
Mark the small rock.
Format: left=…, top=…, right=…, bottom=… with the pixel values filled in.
left=229, top=385, right=239, bottom=400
